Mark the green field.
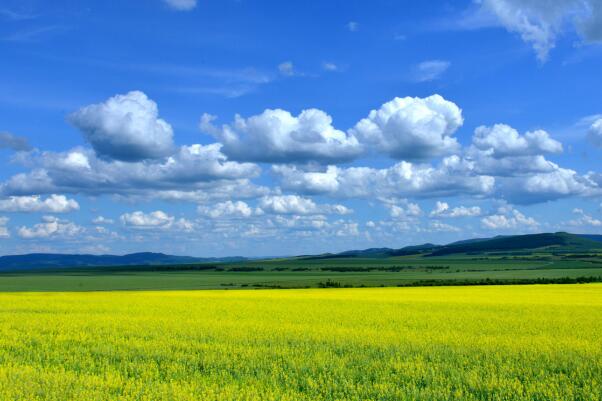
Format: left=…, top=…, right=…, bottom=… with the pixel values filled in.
left=1, top=254, right=601, bottom=291
left=0, top=284, right=600, bottom=400
left=2, top=232, right=601, bottom=292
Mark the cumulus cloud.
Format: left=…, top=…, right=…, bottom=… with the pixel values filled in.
left=501, top=167, right=600, bottom=203
left=481, top=206, right=539, bottom=230
left=411, top=60, right=450, bottom=82
left=386, top=201, right=422, bottom=219
left=163, top=0, right=197, bottom=11
left=465, top=124, right=566, bottom=181
left=335, top=221, right=359, bottom=237
left=347, top=21, right=359, bottom=31
left=0, top=145, right=259, bottom=197
left=472, top=124, right=562, bottom=158
left=469, top=153, right=560, bottom=176
left=17, top=216, right=83, bottom=239
left=92, top=216, right=114, bottom=225
left=480, top=0, right=602, bottom=61
left=120, top=210, right=192, bottom=231
left=350, top=95, right=463, bottom=161
left=121, top=210, right=172, bottom=228
left=0, top=194, right=79, bottom=213
left=154, top=180, right=270, bottom=204
left=587, top=118, right=602, bottom=148
left=274, top=156, right=494, bottom=199
left=430, top=201, right=481, bottom=217
left=69, top=91, right=175, bottom=162
left=0, top=216, right=9, bottom=238
left=259, top=195, right=352, bottom=215
left=198, top=200, right=254, bottom=219
left=200, top=109, right=362, bottom=164
left=0, top=132, right=31, bottom=151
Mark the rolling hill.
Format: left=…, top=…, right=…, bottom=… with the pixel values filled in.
left=1, top=232, right=600, bottom=272
left=302, top=232, right=602, bottom=260
left=0, top=252, right=246, bottom=271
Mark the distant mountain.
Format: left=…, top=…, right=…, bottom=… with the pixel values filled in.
left=2, top=232, right=600, bottom=272
left=577, top=234, right=602, bottom=243
left=305, top=232, right=602, bottom=260
left=427, top=232, right=601, bottom=256
left=300, top=243, right=439, bottom=260
left=0, top=252, right=246, bottom=272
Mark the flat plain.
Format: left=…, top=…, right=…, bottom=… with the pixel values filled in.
left=0, top=284, right=600, bottom=400
left=2, top=254, right=602, bottom=291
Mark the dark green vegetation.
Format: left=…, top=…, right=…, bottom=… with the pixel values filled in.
left=1, top=232, right=601, bottom=291
left=0, top=252, right=246, bottom=271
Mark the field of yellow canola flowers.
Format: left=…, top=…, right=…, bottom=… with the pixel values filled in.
left=0, top=284, right=601, bottom=400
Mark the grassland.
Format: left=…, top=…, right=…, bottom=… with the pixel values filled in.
left=0, top=284, right=600, bottom=400
left=1, top=253, right=601, bottom=291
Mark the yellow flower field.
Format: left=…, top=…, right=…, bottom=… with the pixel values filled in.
left=0, top=284, right=601, bottom=400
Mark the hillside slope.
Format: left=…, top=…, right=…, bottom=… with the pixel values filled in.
left=0, top=253, right=245, bottom=271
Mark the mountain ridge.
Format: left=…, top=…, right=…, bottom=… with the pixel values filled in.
left=1, top=232, right=601, bottom=271
left=0, top=252, right=246, bottom=271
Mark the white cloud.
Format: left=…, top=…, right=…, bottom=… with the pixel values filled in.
left=427, top=221, right=461, bottom=232
left=200, top=109, right=362, bottom=164
left=259, top=195, right=352, bottom=215
left=480, top=0, right=602, bottom=61
left=465, top=124, right=567, bottom=182
left=390, top=204, right=421, bottom=218
left=430, top=201, right=481, bottom=217
left=17, top=216, right=84, bottom=239
left=69, top=91, right=175, bottom=162
left=350, top=95, right=463, bottom=161
left=567, top=208, right=602, bottom=227
left=481, top=206, right=539, bottom=230
left=121, top=210, right=172, bottom=228
left=173, top=218, right=195, bottom=232
left=469, top=153, right=560, bottom=176
left=411, top=60, right=450, bottom=82
left=0, top=132, right=31, bottom=151
left=273, top=165, right=341, bottom=194
left=502, top=167, right=600, bottom=203
left=336, top=222, right=359, bottom=237
left=0, top=216, right=8, bottom=238
left=92, top=216, right=114, bottom=225
left=198, top=200, right=254, bottom=219
left=430, top=201, right=449, bottom=217
left=472, top=124, right=562, bottom=158
left=154, top=180, right=270, bottom=203
left=447, top=205, right=481, bottom=217
left=274, top=156, right=494, bottom=199
left=0, top=145, right=259, bottom=197
left=278, top=61, right=295, bottom=76
left=382, top=199, right=422, bottom=219
left=347, top=21, right=359, bottom=32
left=0, top=194, right=79, bottom=213
left=322, top=62, right=339, bottom=71
left=120, top=210, right=193, bottom=231
left=587, top=118, right=602, bottom=148
left=163, top=0, right=197, bottom=11
left=260, top=195, right=318, bottom=215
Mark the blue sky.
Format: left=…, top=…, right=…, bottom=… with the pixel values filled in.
left=1, top=0, right=601, bottom=257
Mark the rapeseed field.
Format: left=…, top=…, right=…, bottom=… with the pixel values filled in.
left=0, top=284, right=600, bottom=400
